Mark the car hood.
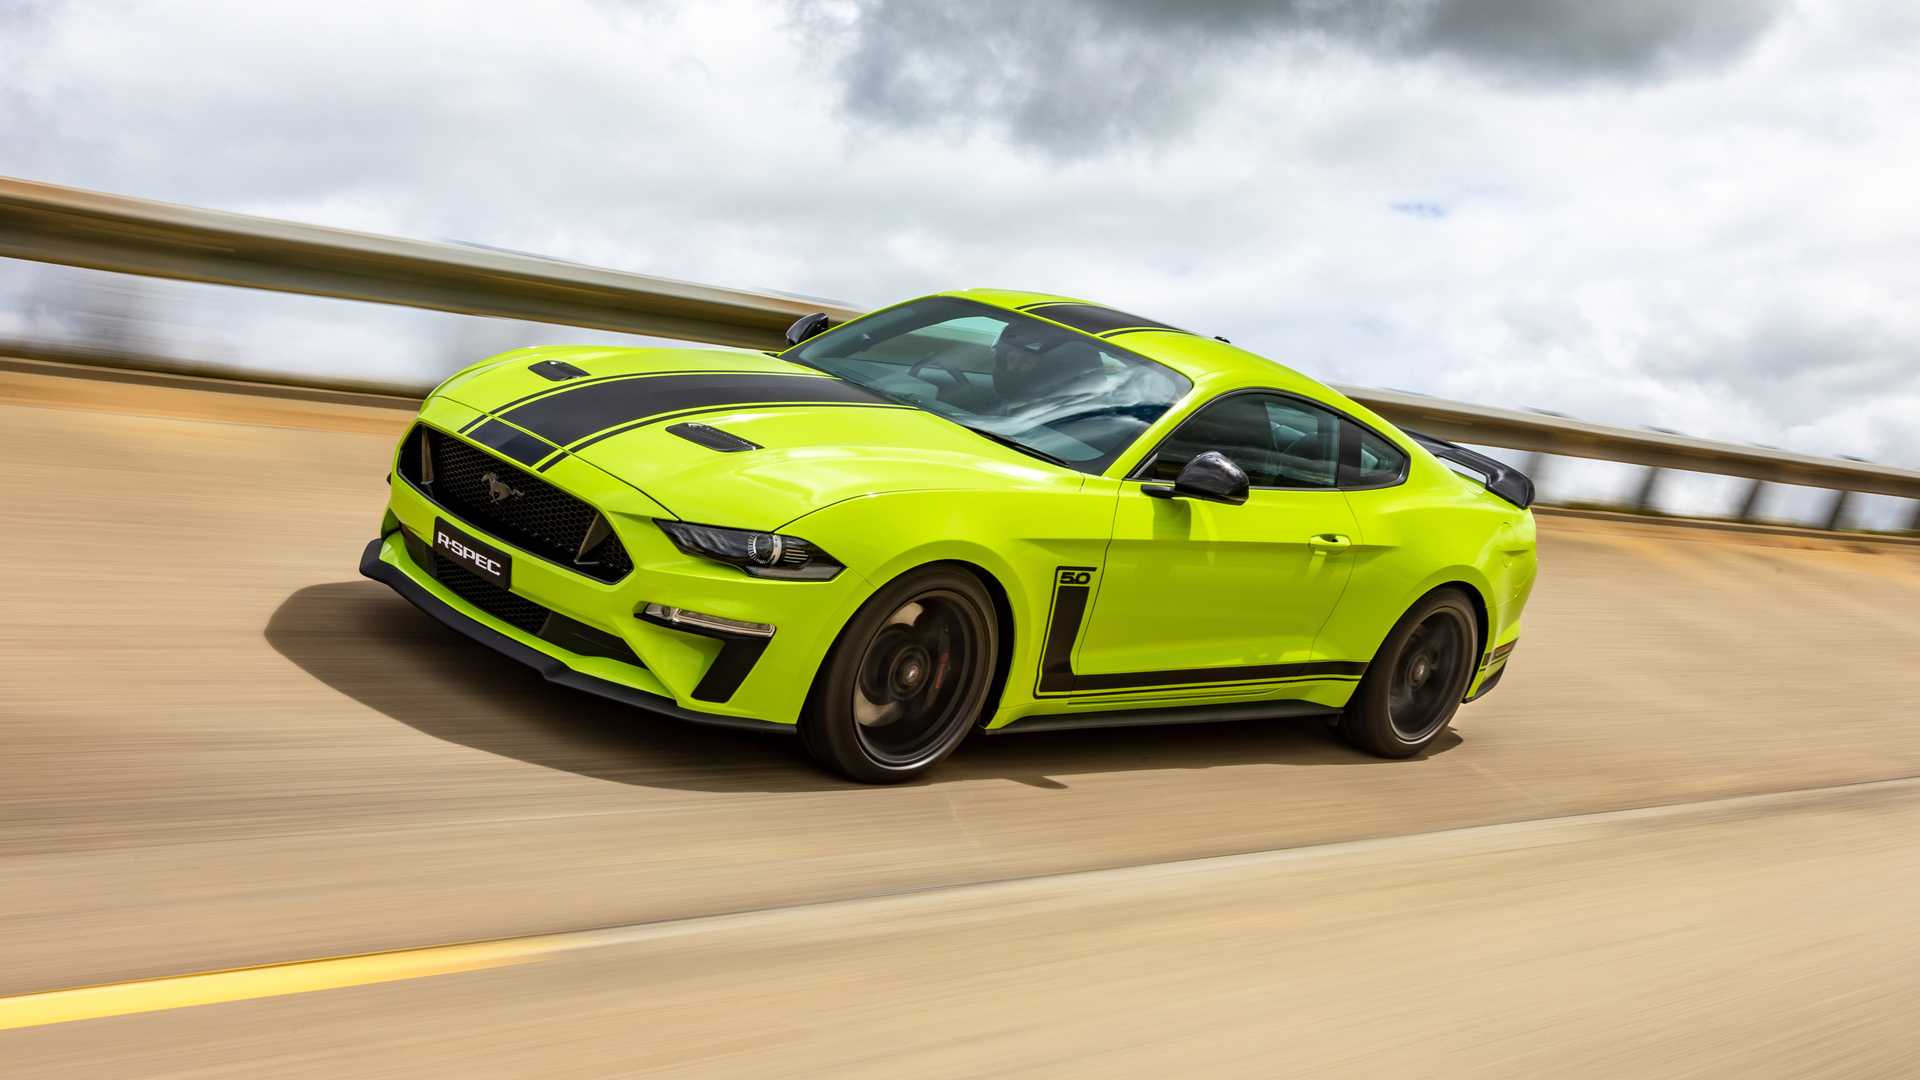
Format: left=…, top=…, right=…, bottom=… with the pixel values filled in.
left=437, top=345, right=1073, bottom=529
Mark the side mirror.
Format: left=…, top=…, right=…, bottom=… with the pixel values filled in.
left=1143, top=451, right=1250, bottom=506
left=784, top=312, right=832, bottom=347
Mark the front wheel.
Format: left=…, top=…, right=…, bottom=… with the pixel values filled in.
left=1338, top=589, right=1478, bottom=759
left=800, top=566, right=998, bottom=783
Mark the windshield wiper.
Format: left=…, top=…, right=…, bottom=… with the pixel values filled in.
left=954, top=424, right=1074, bottom=468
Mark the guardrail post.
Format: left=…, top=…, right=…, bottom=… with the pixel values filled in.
left=1825, top=490, right=1853, bottom=532
left=1736, top=479, right=1768, bottom=521
left=1633, top=466, right=1664, bottom=513
left=1909, top=500, right=1920, bottom=534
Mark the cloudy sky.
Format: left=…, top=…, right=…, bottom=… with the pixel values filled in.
left=3, top=0, right=1918, bottom=503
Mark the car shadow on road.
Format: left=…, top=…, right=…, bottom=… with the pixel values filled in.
left=266, top=581, right=1458, bottom=794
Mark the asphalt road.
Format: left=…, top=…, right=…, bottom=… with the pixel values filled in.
left=5, top=359, right=1920, bottom=1076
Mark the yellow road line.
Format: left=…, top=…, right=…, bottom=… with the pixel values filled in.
left=14, top=775, right=1920, bottom=1034
left=0, top=939, right=548, bottom=1032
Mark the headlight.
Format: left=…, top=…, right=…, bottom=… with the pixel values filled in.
left=656, top=521, right=844, bottom=581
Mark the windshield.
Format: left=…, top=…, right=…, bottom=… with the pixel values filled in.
left=783, top=297, right=1193, bottom=473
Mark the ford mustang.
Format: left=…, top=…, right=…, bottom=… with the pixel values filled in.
left=360, top=289, right=1537, bottom=782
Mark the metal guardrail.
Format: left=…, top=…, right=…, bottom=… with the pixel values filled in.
left=0, top=177, right=861, bottom=350
left=4, top=176, right=1918, bottom=531
left=1349, top=387, right=1920, bottom=530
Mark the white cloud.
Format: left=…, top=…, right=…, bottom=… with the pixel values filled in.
left=3, top=0, right=1917, bottom=491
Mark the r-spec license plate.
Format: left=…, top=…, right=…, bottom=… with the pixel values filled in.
left=433, top=517, right=511, bottom=588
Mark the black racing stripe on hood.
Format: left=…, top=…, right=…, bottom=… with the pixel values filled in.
left=495, top=372, right=888, bottom=447
left=466, top=419, right=558, bottom=467
left=543, top=401, right=911, bottom=469
left=1021, top=302, right=1185, bottom=337
left=457, top=369, right=730, bottom=434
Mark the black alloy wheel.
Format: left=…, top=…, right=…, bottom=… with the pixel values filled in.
left=1385, top=609, right=1471, bottom=743
left=1338, top=589, right=1479, bottom=759
left=802, top=566, right=998, bottom=783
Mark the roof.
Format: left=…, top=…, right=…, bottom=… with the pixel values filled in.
left=943, top=287, right=1358, bottom=416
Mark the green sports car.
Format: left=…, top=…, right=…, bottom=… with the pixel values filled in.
left=361, top=289, right=1537, bottom=782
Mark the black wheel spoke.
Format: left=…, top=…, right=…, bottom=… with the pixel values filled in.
left=1386, top=609, right=1470, bottom=743
left=851, top=588, right=986, bottom=767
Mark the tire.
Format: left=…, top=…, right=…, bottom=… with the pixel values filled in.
left=800, top=565, right=999, bottom=783
left=1338, top=589, right=1478, bottom=759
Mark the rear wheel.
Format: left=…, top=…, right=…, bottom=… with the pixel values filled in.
left=1338, top=589, right=1478, bottom=758
left=800, top=566, right=997, bottom=783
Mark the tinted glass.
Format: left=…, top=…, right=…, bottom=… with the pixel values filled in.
left=1342, top=421, right=1407, bottom=486
left=784, top=297, right=1192, bottom=473
left=1141, top=394, right=1341, bottom=489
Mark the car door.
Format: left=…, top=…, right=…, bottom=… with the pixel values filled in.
left=1069, top=392, right=1361, bottom=688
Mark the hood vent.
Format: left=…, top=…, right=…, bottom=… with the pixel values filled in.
left=529, top=359, right=590, bottom=382
left=667, top=422, right=760, bottom=453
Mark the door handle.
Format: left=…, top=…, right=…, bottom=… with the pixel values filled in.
left=1308, top=534, right=1352, bottom=551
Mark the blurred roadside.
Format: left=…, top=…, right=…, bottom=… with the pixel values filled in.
left=5, top=259, right=1913, bottom=532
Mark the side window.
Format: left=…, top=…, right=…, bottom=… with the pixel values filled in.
left=1139, top=394, right=1273, bottom=482
left=1340, top=421, right=1407, bottom=487
left=1140, top=394, right=1341, bottom=488
left=1261, top=398, right=1340, bottom=488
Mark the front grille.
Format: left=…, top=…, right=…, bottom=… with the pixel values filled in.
left=397, top=425, right=632, bottom=582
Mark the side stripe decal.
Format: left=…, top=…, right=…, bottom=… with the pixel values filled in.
left=1034, top=567, right=1366, bottom=696
left=1481, top=640, right=1517, bottom=671
left=1037, top=567, right=1099, bottom=693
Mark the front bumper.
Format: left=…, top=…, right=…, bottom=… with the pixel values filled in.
left=376, top=400, right=877, bottom=727
left=360, top=535, right=794, bottom=734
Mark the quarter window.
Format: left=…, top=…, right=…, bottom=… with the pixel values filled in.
left=1340, top=421, right=1408, bottom=487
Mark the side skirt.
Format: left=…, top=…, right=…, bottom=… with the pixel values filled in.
left=987, top=699, right=1339, bottom=735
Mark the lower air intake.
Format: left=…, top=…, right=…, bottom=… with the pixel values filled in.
left=431, top=553, right=549, bottom=634
left=402, top=531, right=644, bottom=667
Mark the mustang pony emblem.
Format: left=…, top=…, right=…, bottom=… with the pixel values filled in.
left=480, top=471, right=525, bottom=505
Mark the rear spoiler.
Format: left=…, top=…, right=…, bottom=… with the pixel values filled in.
left=1406, top=431, right=1536, bottom=509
